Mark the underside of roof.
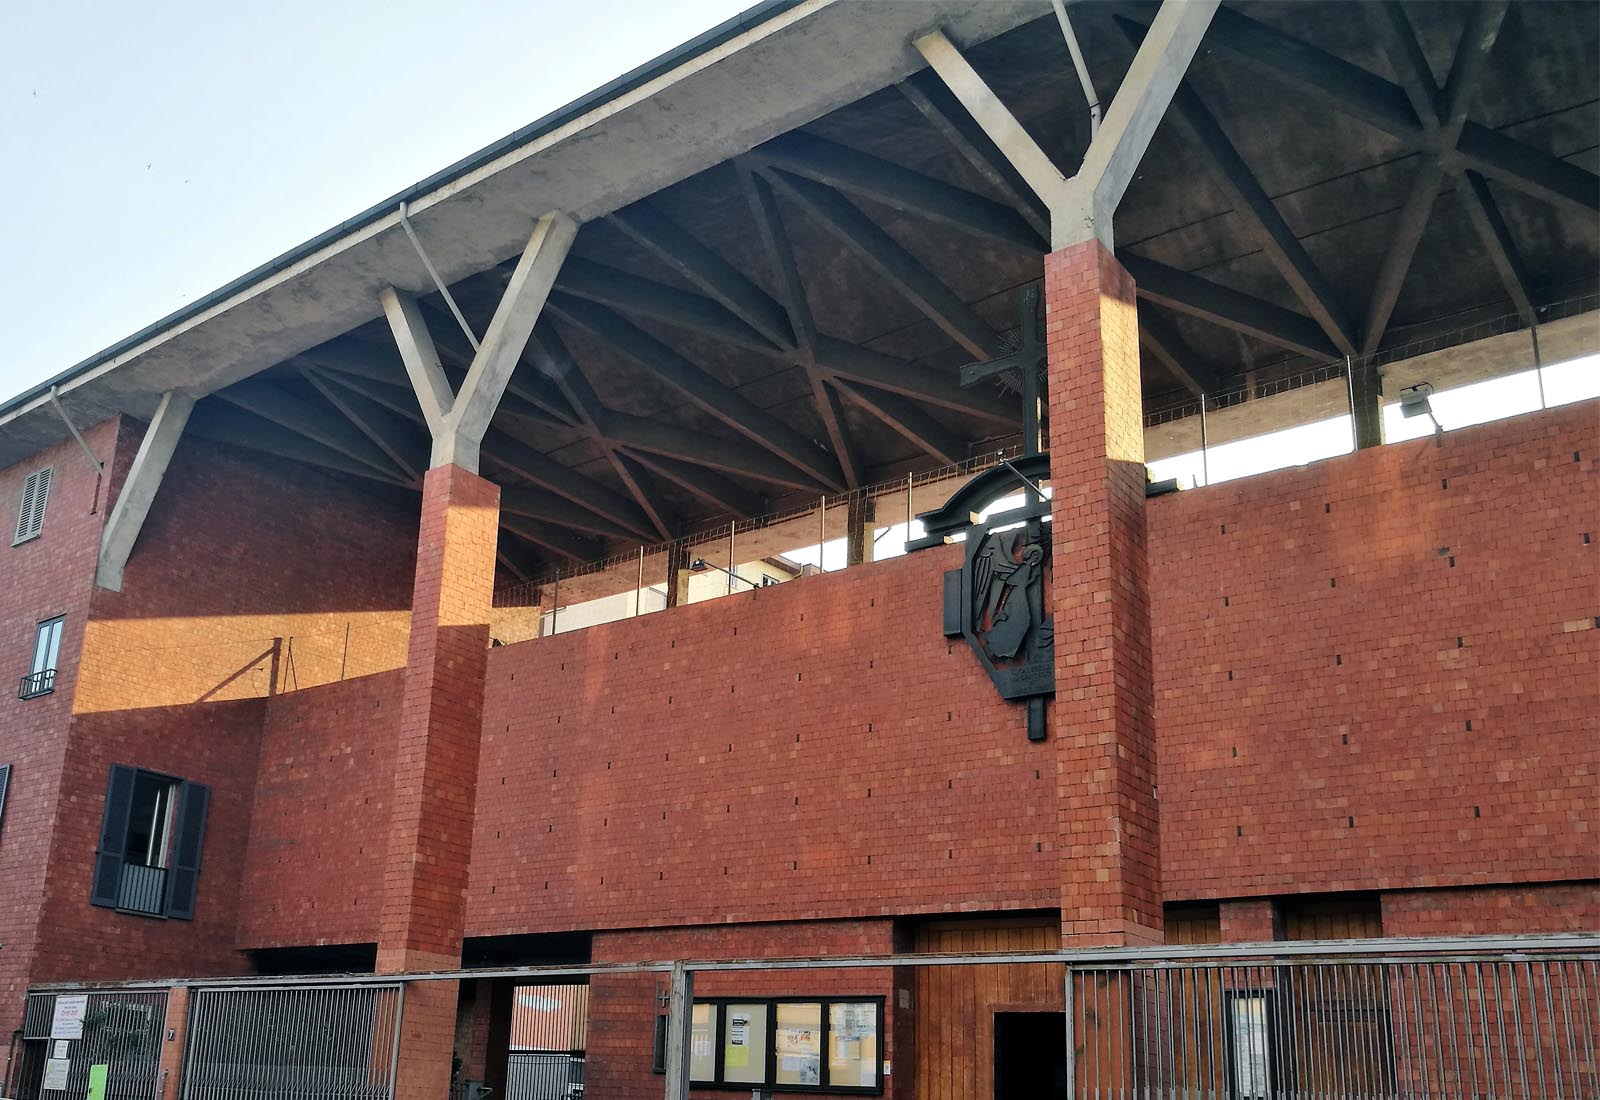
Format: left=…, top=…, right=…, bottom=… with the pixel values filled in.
left=6, top=0, right=1597, bottom=578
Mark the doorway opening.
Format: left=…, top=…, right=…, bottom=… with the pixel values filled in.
left=993, top=1010, right=1068, bottom=1100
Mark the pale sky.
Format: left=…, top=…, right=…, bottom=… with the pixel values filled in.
left=0, top=0, right=754, bottom=403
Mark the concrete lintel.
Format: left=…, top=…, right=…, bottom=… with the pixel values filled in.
left=383, top=213, right=576, bottom=473
left=912, top=28, right=1067, bottom=209
left=1077, top=0, right=1219, bottom=238
left=96, top=390, right=196, bottom=591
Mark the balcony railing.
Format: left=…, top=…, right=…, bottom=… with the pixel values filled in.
left=18, top=667, right=55, bottom=699
left=116, top=863, right=168, bottom=917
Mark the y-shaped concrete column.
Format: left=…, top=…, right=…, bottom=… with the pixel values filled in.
left=375, top=210, right=575, bottom=1100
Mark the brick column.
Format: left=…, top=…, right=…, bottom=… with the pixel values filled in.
left=377, top=463, right=500, bottom=1099
left=1045, top=239, right=1162, bottom=948
left=157, top=985, right=189, bottom=1100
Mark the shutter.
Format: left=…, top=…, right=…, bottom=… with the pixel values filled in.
left=0, top=764, right=11, bottom=835
left=29, top=467, right=52, bottom=536
left=14, top=467, right=51, bottom=543
left=164, top=780, right=210, bottom=920
left=91, top=765, right=137, bottom=908
left=14, top=472, right=38, bottom=543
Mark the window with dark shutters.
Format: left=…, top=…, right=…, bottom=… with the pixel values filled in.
left=0, top=763, right=11, bottom=837
left=13, top=467, right=52, bottom=544
left=90, top=764, right=210, bottom=920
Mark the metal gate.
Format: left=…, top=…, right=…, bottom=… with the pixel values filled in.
left=179, top=983, right=402, bottom=1099
left=13, top=989, right=168, bottom=1100
left=1067, top=952, right=1600, bottom=1099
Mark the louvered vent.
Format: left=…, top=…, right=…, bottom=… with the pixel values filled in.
left=13, top=466, right=51, bottom=543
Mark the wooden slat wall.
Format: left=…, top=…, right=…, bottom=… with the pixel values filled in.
left=1280, top=895, right=1383, bottom=941
left=910, top=916, right=1062, bottom=1100
left=1163, top=904, right=1221, bottom=945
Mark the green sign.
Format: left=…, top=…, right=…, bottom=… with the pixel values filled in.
left=86, top=1063, right=108, bottom=1100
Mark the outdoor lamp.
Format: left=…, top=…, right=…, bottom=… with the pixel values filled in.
left=1398, top=382, right=1443, bottom=443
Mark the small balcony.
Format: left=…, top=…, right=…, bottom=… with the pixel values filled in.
left=18, top=668, right=55, bottom=699
left=116, top=863, right=169, bottom=918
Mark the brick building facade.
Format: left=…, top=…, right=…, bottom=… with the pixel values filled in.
left=3, top=398, right=1594, bottom=1096
left=1, top=2, right=1596, bottom=1095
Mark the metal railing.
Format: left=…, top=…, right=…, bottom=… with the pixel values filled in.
left=490, top=448, right=1023, bottom=643
left=180, top=984, right=403, bottom=1099
left=1068, top=951, right=1599, bottom=1099
left=505, top=1052, right=585, bottom=1100
left=116, top=863, right=168, bottom=917
left=24, top=936, right=1598, bottom=1100
left=17, top=668, right=54, bottom=699
left=1142, top=292, right=1599, bottom=428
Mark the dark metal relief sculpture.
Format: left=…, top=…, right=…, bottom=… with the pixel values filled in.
left=907, top=287, right=1054, bottom=741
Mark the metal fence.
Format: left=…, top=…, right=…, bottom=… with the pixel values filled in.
left=1140, top=291, right=1599, bottom=427
left=13, top=989, right=167, bottom=1100
left=1067, top=952, right=1599, bottom=1100
left=21, top=936, right=1598, bottom=1100
left=179, top=984, right=402, bottom=1099
left=488, top=448, right=1023, bottom=645
left=505, top=1052, right=584, bottom=1100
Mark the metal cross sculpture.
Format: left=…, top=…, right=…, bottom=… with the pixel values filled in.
left=961, top=285, right=1046, bottom=477
left=908, top=286, right=1054, bottom=742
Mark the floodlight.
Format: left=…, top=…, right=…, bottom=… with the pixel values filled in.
left=1397, top=382, right=1443, bottom=442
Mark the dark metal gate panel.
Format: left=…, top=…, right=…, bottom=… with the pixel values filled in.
left=14, top=990, right=167, bottom=1100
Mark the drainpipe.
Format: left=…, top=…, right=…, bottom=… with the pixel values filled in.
left=1051, top=0, right=1101, bottom=137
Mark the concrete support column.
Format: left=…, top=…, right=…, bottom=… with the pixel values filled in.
left=377, top=462, right=499, bottom=1099
left=157, top=985, right=190, bottom=1100
left=1350, top=358, right=1384, bottom=449
left=664, top=540, right=693, bottom=608
left=1220, top=898, right=1280, bottom=943
left=845, top=496, right=873, bottom=567
left=1045, top=239, right=1162, bottom=948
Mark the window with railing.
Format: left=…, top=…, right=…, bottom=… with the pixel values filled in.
left=19, top=615, right=63, bottom=699
left=91, top=765, right=210, bottom=920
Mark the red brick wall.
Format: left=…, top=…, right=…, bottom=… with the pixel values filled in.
left=78, top=433, right=419, bottom=713
left=468, top=542, right=1060, bottom=938
left=587, top=920, right=897, bottom=1100
left=1151, top=401, right=1598, bottom=900
left=1381, top=882, right=1599, bottom=936
left=29, top=698, right=266, bottom=983
left=11, top=425, right=422, bottom=1001
left=0, top=421, right=118, bottom=1037
left=234, top=671, right=401, bottom=950
left=215, top=404, right=1593, bottom=960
